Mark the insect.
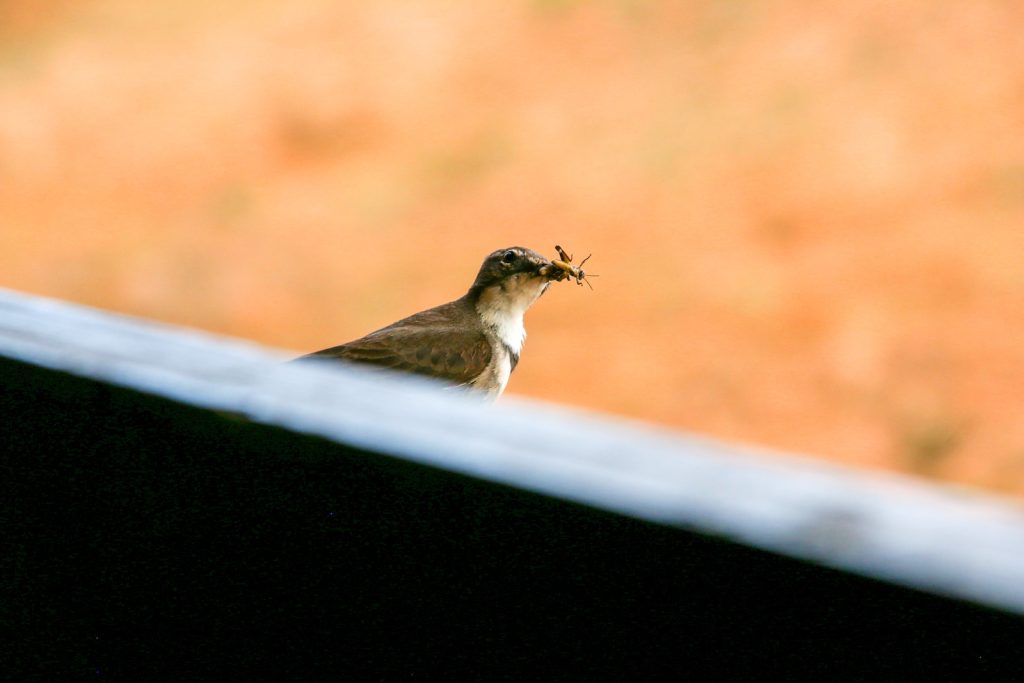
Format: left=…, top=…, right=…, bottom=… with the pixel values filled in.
left=550, top=244, right=598, bottom=289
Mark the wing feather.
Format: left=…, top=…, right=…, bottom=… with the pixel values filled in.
left=301, top=324, right=491, bottom=386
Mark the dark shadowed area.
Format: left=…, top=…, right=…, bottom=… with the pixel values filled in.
left=4, top=353, right=1022, bottom=679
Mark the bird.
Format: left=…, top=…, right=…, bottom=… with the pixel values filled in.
left=298, top=246, right=566, bottom=400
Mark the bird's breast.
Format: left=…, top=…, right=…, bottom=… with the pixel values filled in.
left=476, top=300, right=527, bottom=356
left=468, top=340, right=513, bottom=400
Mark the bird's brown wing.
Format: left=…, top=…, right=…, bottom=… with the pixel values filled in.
left=302, top=324, right=492, bottom=387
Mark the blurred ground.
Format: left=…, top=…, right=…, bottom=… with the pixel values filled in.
left=2, top=0, right=1023, bottom=493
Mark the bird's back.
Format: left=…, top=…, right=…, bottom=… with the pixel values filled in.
left=299, top=296, right=494, bottom=388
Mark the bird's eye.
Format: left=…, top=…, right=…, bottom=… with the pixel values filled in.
left=501, top=250, right=517, bottom=264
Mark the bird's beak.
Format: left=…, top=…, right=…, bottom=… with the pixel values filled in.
left=516, top=249, right=568, bottom=282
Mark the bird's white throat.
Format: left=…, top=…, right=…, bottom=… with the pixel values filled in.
left=475, top=274, right=550, bottom=354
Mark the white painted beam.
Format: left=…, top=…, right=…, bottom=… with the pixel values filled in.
left=3, top=287, right=1024, bottom=613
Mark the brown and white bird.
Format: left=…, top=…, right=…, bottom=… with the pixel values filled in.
left=299, top=246, right=565, bottom=400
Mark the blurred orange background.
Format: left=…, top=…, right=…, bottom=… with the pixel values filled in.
left=2, top=0, right=1023, bottom=493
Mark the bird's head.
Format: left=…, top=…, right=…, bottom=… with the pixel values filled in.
left=468, top=246, right=560, bottom=311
